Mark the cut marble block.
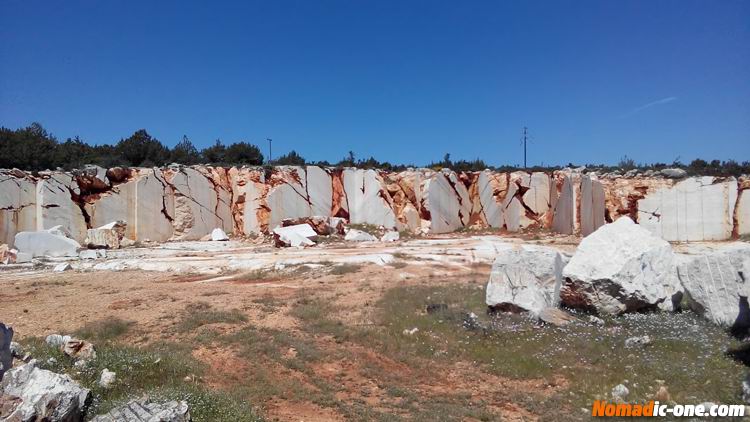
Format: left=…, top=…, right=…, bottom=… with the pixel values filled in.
left=552, top=174, right=575, bottom=235
left=638, top=177, right=737, bottom=241
left=0, top=172, right=37, bottom=246
left=306, top=166, right=332, bottom=217
left=580, top=175, right=606, bottom=237
left=422, top=171, right=471, bottom=233
left=35, top=173, right=87, bottom=243
left=343, top=168, right=397, bottom=229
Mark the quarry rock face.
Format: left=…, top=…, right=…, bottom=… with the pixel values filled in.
left=486, top=245, right=566, bottom=314
left=0, top=166, right=747, bottom=248
left=677, top=243, right=750, bottom=333
left=561, top=217, right=681, bottom=314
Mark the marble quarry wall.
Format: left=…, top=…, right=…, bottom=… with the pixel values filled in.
left=1, top=166, right=747, bottom=246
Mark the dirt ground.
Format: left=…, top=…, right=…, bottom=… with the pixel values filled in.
left=1, top=234, right=746, bottom=421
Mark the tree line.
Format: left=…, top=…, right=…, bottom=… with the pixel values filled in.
left=1, top=123, right=747, bottom=176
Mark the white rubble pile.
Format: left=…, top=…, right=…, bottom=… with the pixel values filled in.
left=345, top=228, right=377, bottom=242
left=273, top=224, right=316, bottom=247
left=676, top=243, right=750, bottom=332
left=485, top=246, right=566, bottom=315
left=0, top=360, right=91, bottom=421
left=561, top=217, right=681, bottom=314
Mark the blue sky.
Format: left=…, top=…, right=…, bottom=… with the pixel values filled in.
left=1, top=0, right=748, bottom=166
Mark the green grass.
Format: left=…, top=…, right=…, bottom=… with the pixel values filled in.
left=74, top=318, right=133, bottom=343
left=364, top=284, right=746, bottom=414
left=176, top=302, right=248, bottom=333
left=20, top=338, right=262, bottom=421
left=285, top=283, right=746, bottom=419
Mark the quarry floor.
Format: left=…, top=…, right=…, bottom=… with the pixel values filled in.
left=1, top=233, right=746, bottom=421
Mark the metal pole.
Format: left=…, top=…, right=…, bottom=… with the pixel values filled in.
left=523, top=127, right=528, bottom=168
left=267, top=138, right=272, bottom=163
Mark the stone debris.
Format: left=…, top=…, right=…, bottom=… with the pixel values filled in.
left=281, top=216, right=346, bottom=236
left=660, top=168, right=688, bottom=178
left=45, top=334, right=72, bottom=348
left=537, top=307, right=577, bottom=327
left=62, top=339, right=97, bottom=362
left=1, top=323, right=12, bottom=381
left=91, top=398, right=190, bottom=422
left=402, top=327, right=419, bottom=336
left=561, top=217, right=681, bottom=315
left=624, top=335, right=653, bottom=348
left=0, top=360, right=91, bottom=422
left=743, top=374, right=750, bottom=404
left=273, top=224, right=316, bottom=247
left=80, top=249, right=107, bottom=260
left=611, top=384, right=630, bottom=401
left=98, top=369, right=116, bottom=389
left=344, top=229, right=377, bottom=242
left=210, top=227, right=229, bottom=241
left=485, top=246, right=566, bottom=315
left=380, top=231, right=400, bottom=242
left=14, top=230, right=81, bottom=258
left=53, top=263, right=73, bottom=272
left=85, top=221, right=127, bottom=249
left=676, top=243, right=750, bottom=334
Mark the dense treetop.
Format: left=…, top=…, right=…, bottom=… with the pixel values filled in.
left=0, top=123, right=748, bottom=177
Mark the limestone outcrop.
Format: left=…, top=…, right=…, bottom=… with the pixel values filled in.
left=0, top=166, right=746, bottom=247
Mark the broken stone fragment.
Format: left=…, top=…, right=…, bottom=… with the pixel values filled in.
left=485, top=245, right=566, bottom=315
left=344, top=229, right=377, bottom=242
left=85, top=227, right=120, bottom=249
left=210, top=228, right=229, bottom=241
left=676, top=243, right=750, bottom=334
left=273, top=224, right=316, bottom=247
left=380, top=231, right=400, bottom=242
left=62, top=339, right=97, bottom=362
left=561, top=217, right=681, bottom=314
left=98, top=368, right=116, bottom=389
left=14, top=230, right=81, bottom=258
left=660, top=168, right=688, bottom=178
left=281, top=216, right=346, bottom=236
left=79, top=249, right=106, bottom=260
left=0, top=360, right=91, bottom=421
left=45, top=334, right=72, bottom=348
left=53, top=262, right=72, bottom=272
left=91, top=398, right=190, bottom=422
left=537, top=307, right=577, bottom=327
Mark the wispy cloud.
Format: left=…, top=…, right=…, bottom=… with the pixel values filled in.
left=621, top=96, right=677, bottom=118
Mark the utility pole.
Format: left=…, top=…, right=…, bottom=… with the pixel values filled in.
left=522, top=127, right=528, bottom=168
left=267, top=138, right=273, bottom=163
